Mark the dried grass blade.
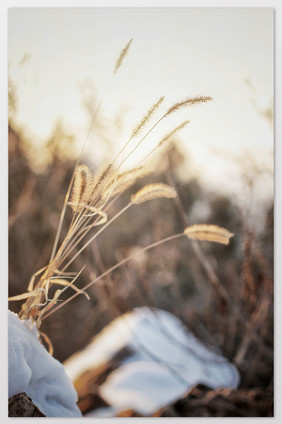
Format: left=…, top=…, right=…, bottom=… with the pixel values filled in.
left=8, top=288, right=45, bottom=302
left=50, top=278, right=90, bottom=300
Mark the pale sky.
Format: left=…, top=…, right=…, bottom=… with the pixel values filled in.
left=8, top=8, right=273, bottom=206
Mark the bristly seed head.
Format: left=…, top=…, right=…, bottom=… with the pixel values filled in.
left=131, top=96, right=165, bottom=138
left=165, top=96, right=213, bottom=117
left=91, top=163, right=113, bottom=194
left=131, top=183, right=177, bottom=205
left=70, top=164, right=93, bottom=211
left=158, top=120, right=190, bottom=148
left=70, top=163, right=115, bottom=214
left=113, top=38, right=133, bottom=74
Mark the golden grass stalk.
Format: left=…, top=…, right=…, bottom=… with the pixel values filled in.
left=59, top=166, right=149, bottom=269
left=59, top=203, right=132, bottom=273
left=117, top=97, right=211, bottom=171
left=184, top=224, right=234, bottom=245
left=112, top=96, right=165, bottom=169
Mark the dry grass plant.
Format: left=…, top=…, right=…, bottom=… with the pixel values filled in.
left=8, top=40, right=232, bottom=350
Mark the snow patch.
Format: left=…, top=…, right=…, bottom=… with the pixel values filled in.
left=8, top=310, right=82, bottom=417
left=64, top=307, right=240, bottom=416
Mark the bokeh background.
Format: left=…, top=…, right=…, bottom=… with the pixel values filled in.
left=8, top=7, right=274, bottom=417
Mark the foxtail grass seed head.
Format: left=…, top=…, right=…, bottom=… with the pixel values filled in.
left=70, top=164, right=93, bottom=211
left=184, top=224, right=234, bottom=245
left=113, top=38, right=133, bottom=74
left=131, top=96, right=165, bottom=138
left=92, top=163, right=113, bottom=192
left=131, top=183, right=177, bottom=205
left=69, top=163, right=114, bottom=214
left=90, top=163, right=115, bottom=204
left=158, top=120, right=190, bottom=148
left=165, top=96, right=213, bottom=117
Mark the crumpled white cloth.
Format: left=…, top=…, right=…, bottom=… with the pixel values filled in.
left=8, top=310, right=82, bottom=417
left=65, top=307, right=240, bottom=416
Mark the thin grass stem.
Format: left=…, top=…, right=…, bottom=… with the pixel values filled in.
left=42, top=232, right=183, bottom=321
left=60, top=203, right=132, bottom=272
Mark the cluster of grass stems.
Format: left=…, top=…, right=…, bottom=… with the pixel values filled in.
left=9, top=40, right=233, bottom=353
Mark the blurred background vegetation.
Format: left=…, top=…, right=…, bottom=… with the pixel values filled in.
left=8, top=73, right=273, bottom=403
